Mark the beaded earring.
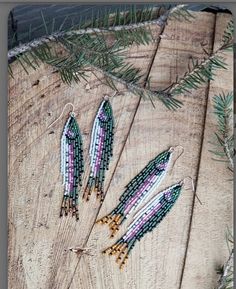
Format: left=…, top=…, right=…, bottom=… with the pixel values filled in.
left=96, top=146, right=183, bottom=237
left=83, top=95, right=114, bottom=202
left=102, top=177, right=201, bottom=270
left=48, top=103, right=84, bottom=221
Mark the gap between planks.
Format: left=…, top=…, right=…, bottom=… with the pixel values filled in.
left=178, top=12, right=217, bottom=289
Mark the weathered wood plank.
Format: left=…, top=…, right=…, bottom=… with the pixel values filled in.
left=71, top=11, right=217, bottom=289
left=8, top=25, right=162, bottom=289
left=180, top=13, right=233, bottom=289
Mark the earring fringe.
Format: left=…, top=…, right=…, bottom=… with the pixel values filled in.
left=102, top=182, right=183, bottom=269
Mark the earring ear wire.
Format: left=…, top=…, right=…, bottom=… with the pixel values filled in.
left=169, top=145, right=184, bottom=174
left=48, top=102, right=75, bottom=129
left=103, top=91, right=118, bottom=100
left=183, top=176, right=202, bottom=205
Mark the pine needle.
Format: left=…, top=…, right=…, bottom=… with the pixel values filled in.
left=210, top=92, right=234, bottom=172
left=7, top=5, right=199, bottom=110
left=40, top=10, right=49, bottom=35
left=167, top=18, right=233, bottom=97
left=216, top=229, right=234, bottom=289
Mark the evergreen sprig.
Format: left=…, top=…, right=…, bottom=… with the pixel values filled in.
left=8, top=5, right=160, bottom=84
left=8, top=8, right=232, bottom=111
left=170, top=55, right=227, bottom=95
left=8, top=4, right=193, bottom=59
left=168, top=4, right=195, bottom=22
left=209, top=92, right=234, bottom=172
left=168, top=19, right=233, bottom=97
left=9, top=4, right=193, bottom=110
left=216, top=228, right=234, bottom=289
left=8, top=5, right=164, bottom=60
left=222, top=19, right=234, bottom=50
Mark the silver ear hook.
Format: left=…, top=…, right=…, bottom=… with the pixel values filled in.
left=169, top=145, right=184, bottom=174
left=48, top=103, right=75, bottom=129
left=103, top=91, right=118, bottom=101
left=183, top=176, right=202, bottom=205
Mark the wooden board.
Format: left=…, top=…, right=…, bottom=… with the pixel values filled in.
left=180, top=13, right=233, bottom=289
left=8, top=11, right=233, bottom=289
left=71, top=11, right=217, bottom=289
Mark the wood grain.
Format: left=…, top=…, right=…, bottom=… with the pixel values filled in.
left=70, top=11, right=217, bottom=289
left=8, top=25, right=162, bottom=289
left=8, top=11, right=233, bottom=289
left=180, top=13, right=233, bottom=289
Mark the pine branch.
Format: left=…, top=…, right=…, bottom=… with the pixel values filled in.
left=54, top=31, right=183, bottom=109
left=9, top=5, right=193, bottom=110
left=7, top=7, right=163, bottom=59
left=41, top=42, right=182, bottom=110
left=41, top=32, right=144, bottom=85
left=216, top=250, right=234, bottom=289
left=88, top=64, right=182, bottom=110
left=8, top=4, right=192, bottom=60
left=8, top=26, right=150, bottom=60
left=168, top=4, right=195, bottom=22
left=221, top=19, right=234, bottom=50
left=8, top=6, right=163, bottom=73
left=167, top=19, right=233, bottom=97
left=169, top=54, right=227, bottom=95
left=210, top=92, right=234, bottom=171
left=216, top=230, right=234, bottom=289
left=8, top=5, right=195, bottom=109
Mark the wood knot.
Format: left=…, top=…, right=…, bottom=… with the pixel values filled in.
left=32, top=79, right=40, bottom=87
left=67, top=247, right=93, bottom=256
